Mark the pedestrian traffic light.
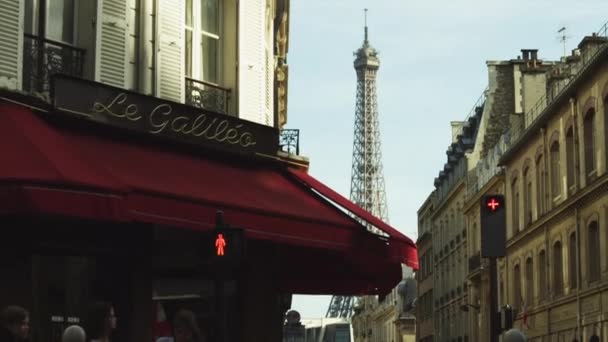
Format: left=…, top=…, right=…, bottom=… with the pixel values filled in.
left=210, top=211, right=245, bottom=266
left=481, top=195, right=506, bottom=257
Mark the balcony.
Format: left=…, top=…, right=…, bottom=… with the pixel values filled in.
left=468, top=254, right=481, bottom=274
left=279, top=129, right=300, bottom=155
left=185, top=77, right=231, bottom=114
left=502, top=22, right=608, bottom=159
left=23, top=34, right=85, bottom=94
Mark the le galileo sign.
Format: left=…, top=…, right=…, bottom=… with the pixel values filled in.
left=51, top=76, right=279, bottom=156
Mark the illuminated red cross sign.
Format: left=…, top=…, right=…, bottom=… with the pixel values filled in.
left=487, top=197, right=501, bottom=211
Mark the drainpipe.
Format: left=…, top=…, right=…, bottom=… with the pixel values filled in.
left=139, top=0, right=155, bottom=95
left=570, top=97, right=583, bottom=341
left=539, top=127, right=549, bottom=338
left=541, top=127, right=548, bottom=213
left=575, top=206, right=582, bottom=341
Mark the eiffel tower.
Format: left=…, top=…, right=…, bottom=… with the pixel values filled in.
left=326, top=9, right=389, bottom=319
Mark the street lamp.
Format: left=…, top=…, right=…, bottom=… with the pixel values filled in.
left=459, top=304, right=480, bottom=312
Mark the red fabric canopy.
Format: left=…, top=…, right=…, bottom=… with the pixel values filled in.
left=0, top=101, right=418, bottom=294
left=287, top=168, right=419, bottom=270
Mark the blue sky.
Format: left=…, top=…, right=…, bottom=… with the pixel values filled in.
left=287, top=0, right=607, bottom=318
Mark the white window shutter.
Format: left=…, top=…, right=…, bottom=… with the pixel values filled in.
left=0, top=0, right=23, bottom=90
left=95, top=0, right=129, bottom=88
left=238, top=0, right=266, bottom=125
left=156, top=0, right=184, bottom=103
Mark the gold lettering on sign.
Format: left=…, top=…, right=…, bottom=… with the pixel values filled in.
left=93, top=92, right=257, bottom=148
left=93, top=93, right=142, bottom=121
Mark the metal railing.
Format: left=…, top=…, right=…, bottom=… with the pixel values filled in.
left=463, top=88, right=488, bottom=123
left=279, top=129, right=300, bottom=155
left=185, top=77, right=231, bottom=114
left=504, top=21, right=608, bottom=152
left=468, top=254, right=481, bottom=273
left=23, top=34, right=85, bottom=94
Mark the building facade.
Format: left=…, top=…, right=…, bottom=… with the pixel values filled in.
left=416, top=192, right=435, bottom=342
left=352, top=267, right=416, bottom=342
left=0, top=1, right=420, bottom=342
left=430, top=109, right=482, bottom=342
left=499, top=32, right=608, bottom=341
left=0, top=0, right=288, bottom=127
left=463, top=50, right=556, bottom=342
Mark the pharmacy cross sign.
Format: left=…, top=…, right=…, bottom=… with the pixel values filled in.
left=487, top=198, right=500, bottom=211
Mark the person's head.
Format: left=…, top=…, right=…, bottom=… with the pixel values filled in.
left=87, top=302, right=116, bottom=340
left=504, top=328, right=527, bottom=342
left=62, top=325, right=86, bottom=342
left=172, top=310, right=201, bottom=342
left=0, top=306, right=30, bottom=340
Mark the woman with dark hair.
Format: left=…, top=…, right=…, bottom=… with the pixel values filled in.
left=86, top=302, right=116, bottom=342
left=172, top=310, right=202, bottom=342
left=0, top=306, right=29, bottom=342
left=156, top=310, right=203, bottom=342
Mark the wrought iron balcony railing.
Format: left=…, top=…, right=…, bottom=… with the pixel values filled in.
left=468, top=254, right=481, bottom=273
left=23, top=34, right=85, bottom=94
left=279, top=129, right=300, bottom=155
left=185, top=77, right=231, bottom=114
left=502, top=21, right=608, bottom=155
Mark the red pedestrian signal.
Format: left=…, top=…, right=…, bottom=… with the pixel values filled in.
left=215, top=233, right=226, bottom=256
left=486, top=197, right=501, bottom=211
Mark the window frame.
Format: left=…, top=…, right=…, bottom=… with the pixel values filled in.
left=523, top=165, right=532, bottom=227
left=511, top=175, right=520, bottom=235
left=583, top=108, right=597, bottom=179
left=513, top=264, right=522, bottom=305
left=588, top=220, right=601, bottom=283
left=550, top=140, right=561, bottom=202
left=538, top=250, right=547, bottom=302
left=568, top=232, right=577, bottom=290
left=185, top=0, right=223, bottom=84
left=553, top=241, right=564, bottom=296
left=525, top=257, right=534, bottom=305
left=565, top=125, right=575, bottom=191
left=25, top=0, right=79, bottom=44
left=535, top=153, right=545, bottom=216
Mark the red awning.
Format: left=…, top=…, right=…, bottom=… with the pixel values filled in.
left=0, top=101, right=418, bottom=294
left=287, top=168, right=419, bottom=270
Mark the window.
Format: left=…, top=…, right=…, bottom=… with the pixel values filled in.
left=553, top=241, right=564, bottom=296
left=569, top=232, right=577, bottom=289
left=584, top=109, right=596, bottom=177
left=25, top=0, right=76, bottom=43
left=511, top=177, right=520, bottom=234
left=523, top=167, right=532, bottom=226
left=588, top=221, right=600, bottom=282
left=185, top=0, right=221, bottom=83
left=538, top=250, right=547, bottom=300
left=525, top=257, right=534, bottom=305
left=500, top=278, right=505, bottom=305
left=536, top=154, right=545, bottom=215
left=566, top=127, right=575, bottom=189
left=550, top=141, right=561, bottom=199
left=513, top=264, right=522, bottom=304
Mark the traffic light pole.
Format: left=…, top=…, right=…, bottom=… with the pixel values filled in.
left=489, top=256, right=499, bottom=342
left=215, top=211, right=227, bottom=342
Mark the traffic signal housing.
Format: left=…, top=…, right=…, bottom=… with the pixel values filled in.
left=480, top=194, right=506, bottom=257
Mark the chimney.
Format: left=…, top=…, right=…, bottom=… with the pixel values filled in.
left=450, top=121, right=464, bottom=143
left=531, top=50, right=538, bottom=60
left=521, top=49, right=539, bottom=67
